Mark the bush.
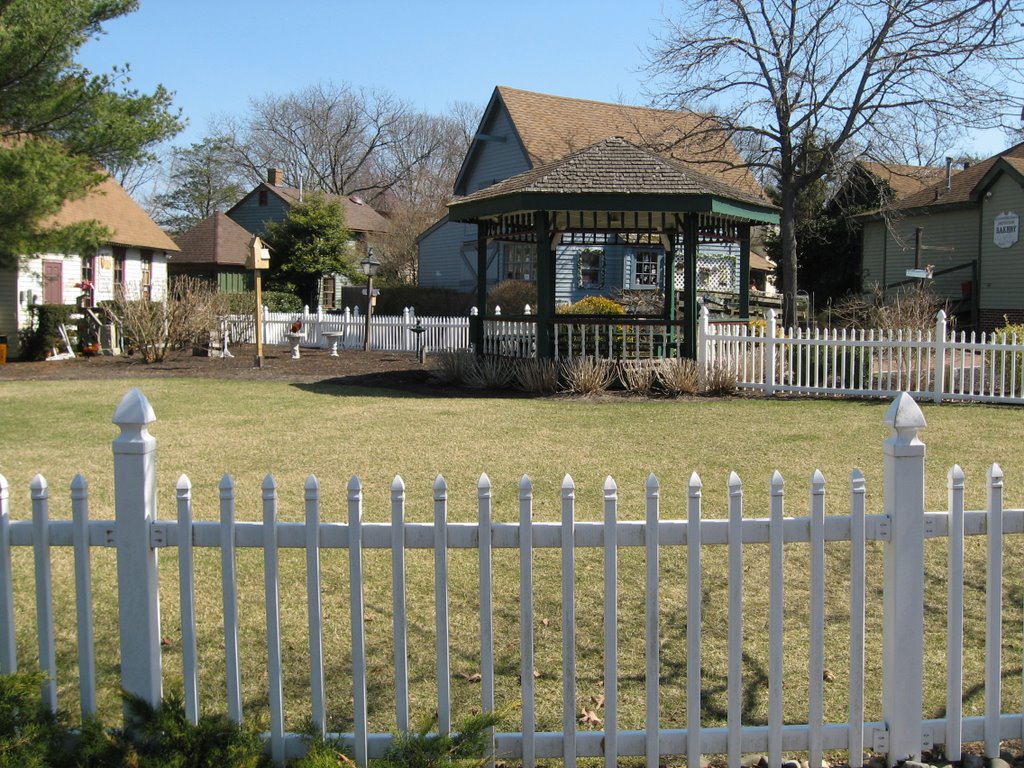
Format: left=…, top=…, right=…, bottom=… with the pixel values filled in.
left=618, top=360, right=660, bottom=395
left=373, top=711, right=500, bottom=768
left=463, top=355, right=516, bottom=389
left=119, top=690, right=270, bottom=768
left=0, top=671, right=66, bottom=767
left=19, top=304, right=77, bottom=360
left=432, top=350, right=479, bottom=385
left=557, top=295, right=625, bottom=315
left=989, top=317, right=1024, bottom=395
left=703, top=360, right=738, bottom=395
left=486, top=280, right=536, bottom=315
left=657, top=357, right=701, bottom=396
left=515, top=358, right=559, bottom=393
left=559, top=356, right=615, bottom=395
left=112, top=277, right=227, bottom=363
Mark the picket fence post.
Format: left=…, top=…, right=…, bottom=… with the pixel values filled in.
left=881, top=392, right=926, bottom=764
left=112, top=388, right=163, bottom=715
left=697, top=304, right=709, bottom=371
left=933, top=310, right=947, bottom=403
left=765, top=309, right=778, bottom=395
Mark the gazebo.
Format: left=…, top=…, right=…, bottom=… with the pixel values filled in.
left=446, top=137, right=780, bottom=359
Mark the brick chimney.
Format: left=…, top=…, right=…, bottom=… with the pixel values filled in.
left=267, top=168, right=285, bottom=186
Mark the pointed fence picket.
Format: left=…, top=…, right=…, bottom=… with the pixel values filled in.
left=5, top=389, right=1024, bottom=766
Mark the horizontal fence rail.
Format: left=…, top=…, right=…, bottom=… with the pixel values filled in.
left=1, top=389, right=1023, bottom=766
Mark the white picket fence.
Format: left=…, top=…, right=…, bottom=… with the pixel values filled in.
left=700, top=308, right=1024, bottom=404
left=224, top=306, right=471, bottom=353
left=2, top=389, right=1023, bottom=766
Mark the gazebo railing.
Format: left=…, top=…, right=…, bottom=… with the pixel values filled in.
left=480, top=315, right=688, bottom=360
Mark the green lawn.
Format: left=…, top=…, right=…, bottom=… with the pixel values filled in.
left=1, top=379, right=1022, bottom=746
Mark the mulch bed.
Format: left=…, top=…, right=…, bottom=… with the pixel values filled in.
left=0, top=345, right=440, bottom=393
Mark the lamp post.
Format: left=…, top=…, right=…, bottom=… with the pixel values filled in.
left=361, top=247, right=381, bottom=352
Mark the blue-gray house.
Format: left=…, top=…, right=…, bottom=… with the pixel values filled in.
left=418, top=87, right=771, bottom=306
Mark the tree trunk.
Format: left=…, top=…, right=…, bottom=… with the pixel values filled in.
left=779, top=186, right=799, bottom=328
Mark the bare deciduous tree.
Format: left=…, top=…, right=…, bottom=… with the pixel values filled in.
left=648, top=0, right=1024, bottom=325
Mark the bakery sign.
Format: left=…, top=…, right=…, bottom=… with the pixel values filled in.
left=994, top=211, right=1019, bottom=249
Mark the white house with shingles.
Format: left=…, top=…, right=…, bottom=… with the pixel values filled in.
left=0, top=175, right=179, bottom=357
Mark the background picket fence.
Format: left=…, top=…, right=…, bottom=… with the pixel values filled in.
left=220, top=305, right=1024, bottom=404
left=700, top=308, right=1024, bottom=404
left=224, top=307, right=471, bottom=353
left=2, top=389, right=1023, bottom=766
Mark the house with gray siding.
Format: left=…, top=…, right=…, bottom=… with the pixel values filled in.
left=859, top=142, right=1024, bottom=331
left=226, top=168, right=390, bottom=308
left=418, top=87, right=769, bottom=308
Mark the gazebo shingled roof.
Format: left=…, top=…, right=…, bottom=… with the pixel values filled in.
left=449, top=136, right=775, bottom=222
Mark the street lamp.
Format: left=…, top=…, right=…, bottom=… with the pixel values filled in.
left=361, top=247, right=381, bottom=352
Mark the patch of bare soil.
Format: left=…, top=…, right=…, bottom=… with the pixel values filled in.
left=0, top=345, right=443, bottom=394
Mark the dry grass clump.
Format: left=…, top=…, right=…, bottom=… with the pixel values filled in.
left=657, top=357, right=702, bottom=396
left=559, top=356, right=615, bottom=394
left=618, top=360, right=660, bottom=395
left=464, top=355, right=516, bottom=389
left=515, top=358, right=559, bottom=393
left=703, top=360, right=738, bottom=395
left=432, top=350, right=479, bottom=384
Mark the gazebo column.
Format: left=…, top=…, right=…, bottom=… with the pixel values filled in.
left=534, top=210, right=554, bottom=359
left=682, top=213, right=698, bottom=359
left=738, top=223, right=751, bottom=319
left=662, top=231, right=677, bottom=352
left=474, top=225, right=487, bottom=355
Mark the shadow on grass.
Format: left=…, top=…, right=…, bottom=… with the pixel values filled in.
left=291, top=370, right=543, bottom=401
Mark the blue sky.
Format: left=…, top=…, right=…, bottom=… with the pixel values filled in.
left=79, top=0, right=668, bottom=145
left=79, top=0, right=1014, bottom=158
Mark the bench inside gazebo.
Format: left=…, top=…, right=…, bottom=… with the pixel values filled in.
left=447, top=136, right=780, bottom=360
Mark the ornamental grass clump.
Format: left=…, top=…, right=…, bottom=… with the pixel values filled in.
left=559, top=356, right=615, bottom=395
left=657, top=357, right=702, bottom=396
left=618, top=359, right=660, bottom=395
left=515, top=358, right=559, bottom=393
left=432, top=350, right=480, bottom=385
left=463, top=355, right=516, bottom=389
left=703, top=359, right=738, bottom=395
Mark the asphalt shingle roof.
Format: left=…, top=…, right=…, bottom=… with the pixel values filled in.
left=174, top=212, right=253, bottom=266
left=452, top=136, right=773, bottom=210
left=266, top=186, right=391, bottom=234
left=858, top=161, right=948, bottom=200
left=495, top=86, right=765, bottom=200
left=47, top=175, right=179, bottom=252
left=886, top=141, right=1024, bottom=212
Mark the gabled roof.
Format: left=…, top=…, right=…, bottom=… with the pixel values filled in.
left=858, top=161, right=948, bottom=200
left=46, top=175, right=179, bottom=252
left=449, top=137, right=778, bottom=223
left=173, top=212, right=253, bottom=266
left=883, top=141, right=1024, bottom=214
left=971, top=156, right=1024, bottom=201
left=230, top=184, right=391, bottom=234
left=456, top=86, right=765, bottom=200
